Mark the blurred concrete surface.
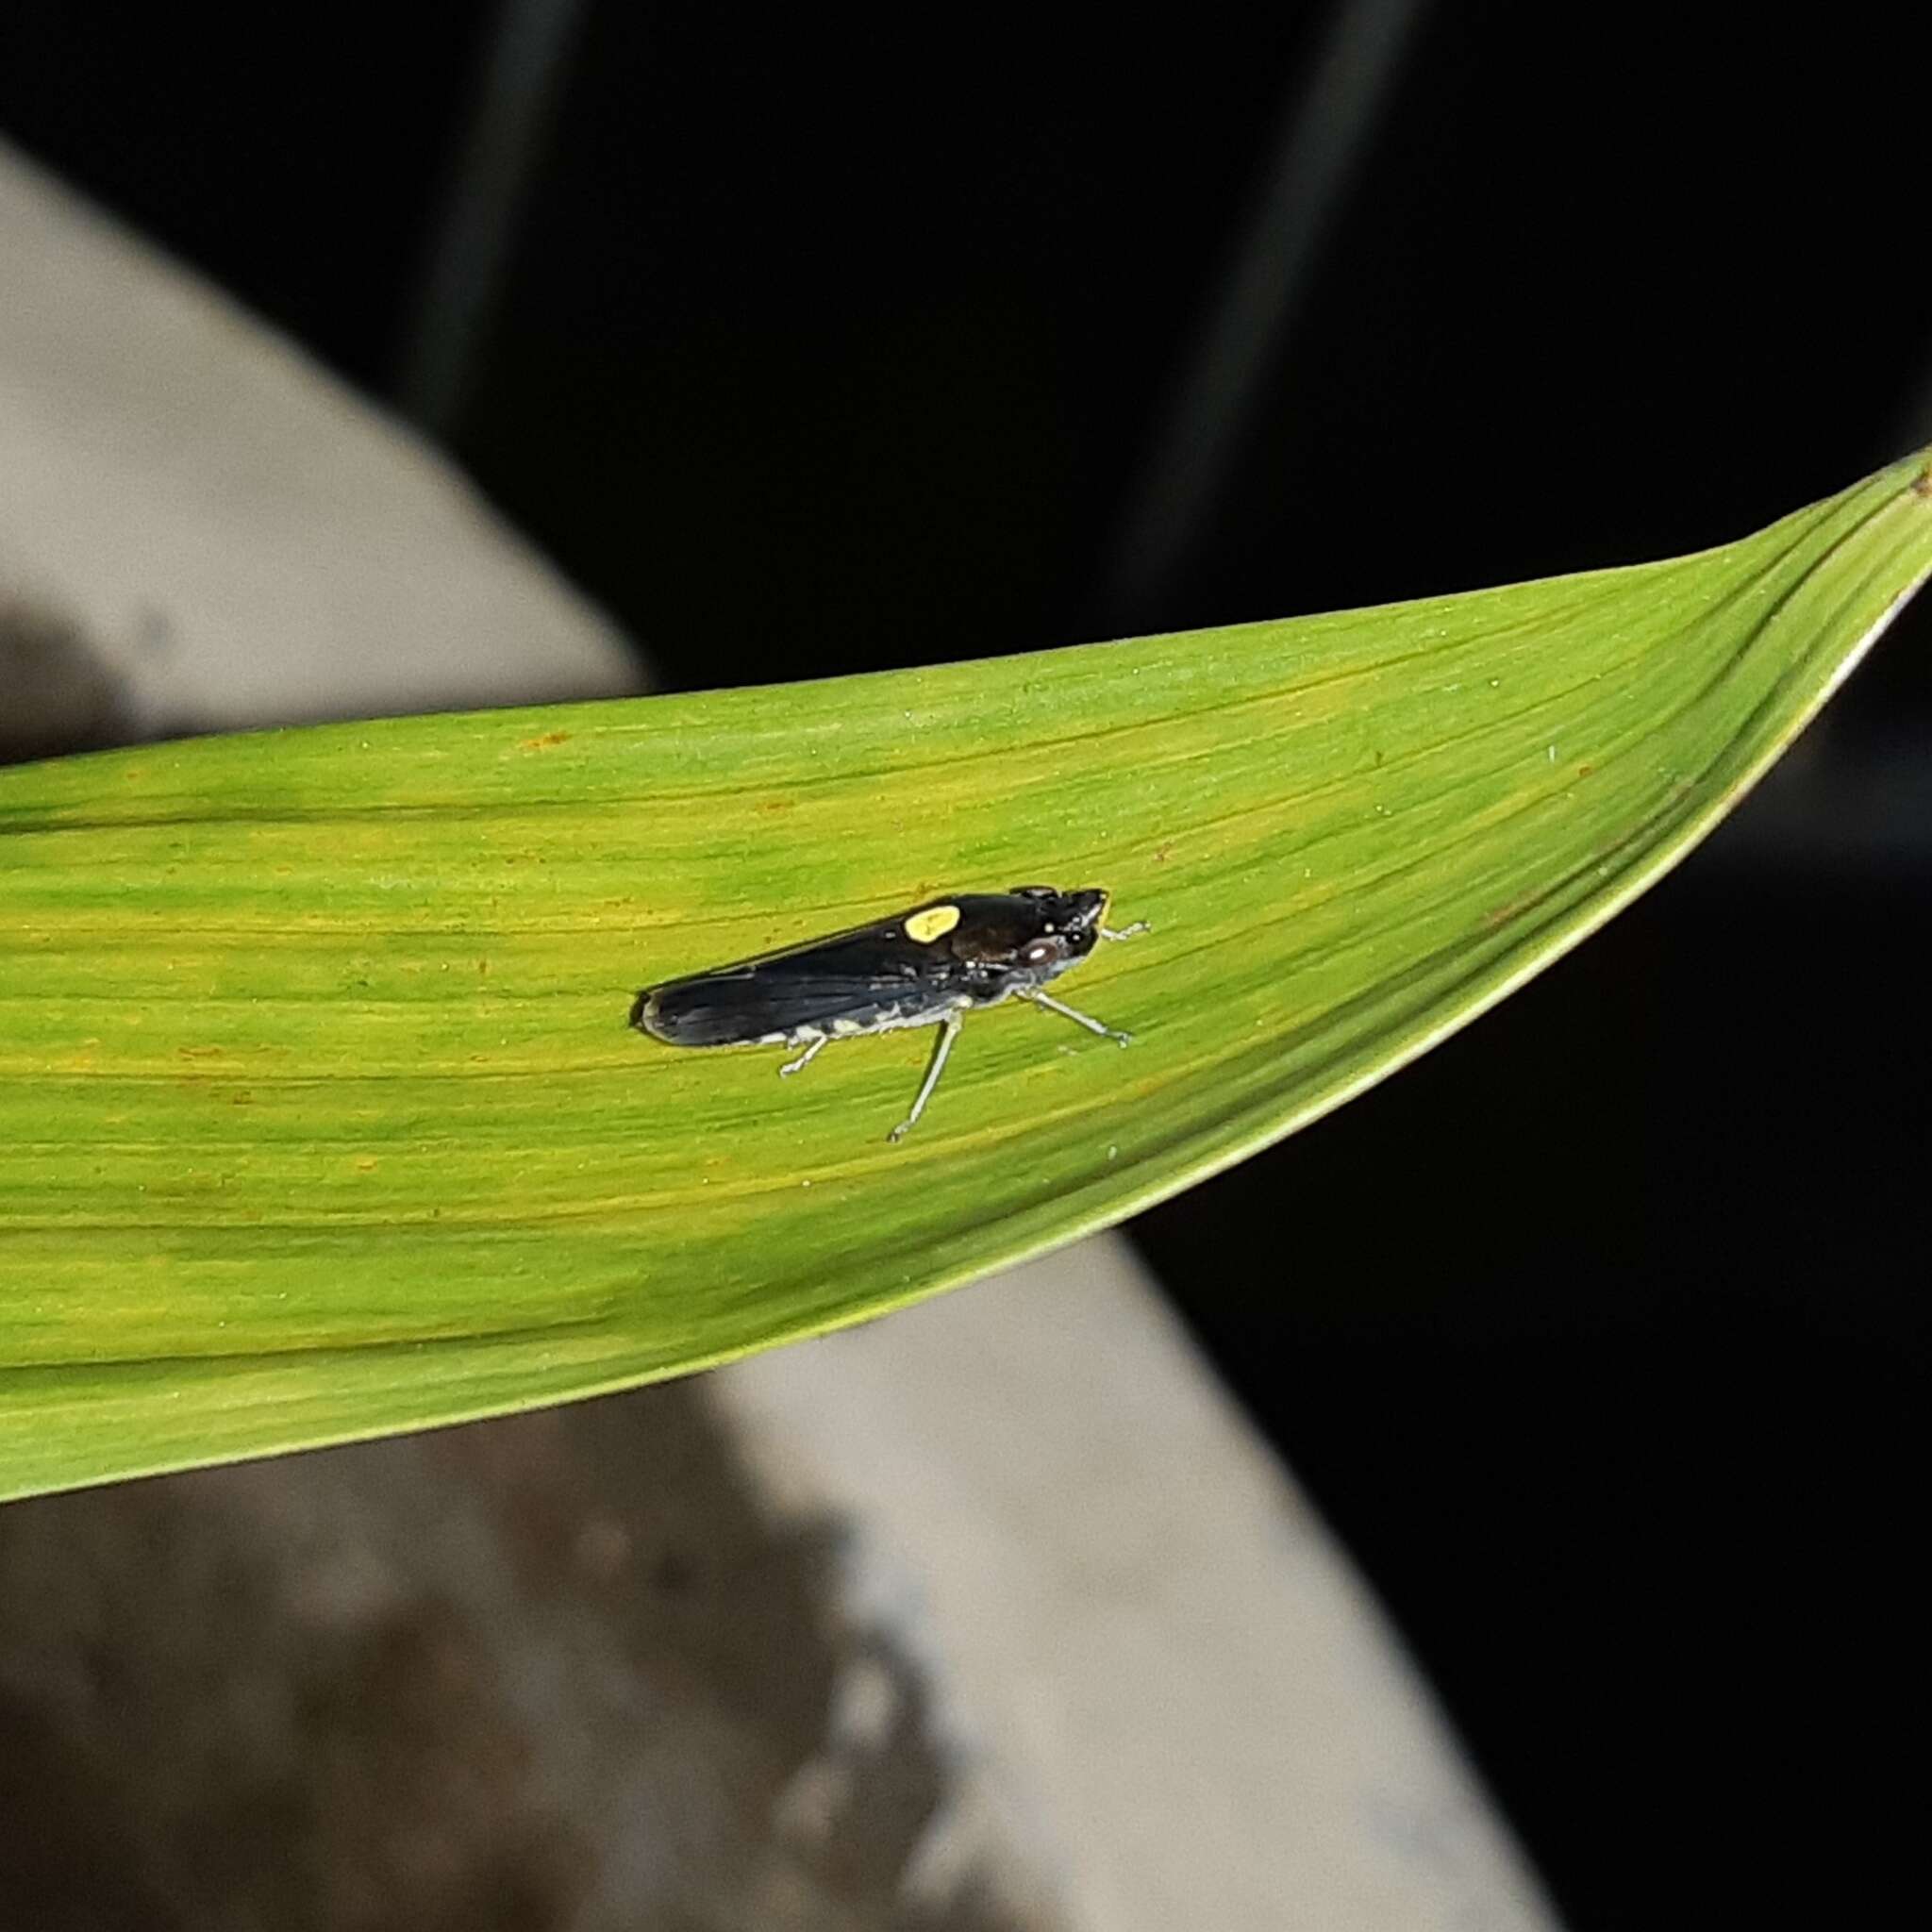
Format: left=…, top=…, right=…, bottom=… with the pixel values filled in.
left=0, top=138, right=1559, bottom=1928
left=0, top=136, right=639, bottom=731
left=726, top=1247, right=1558, bottom=1932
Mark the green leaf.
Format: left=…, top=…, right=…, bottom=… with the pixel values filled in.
left=5, top=452, right=1930, bottom=1500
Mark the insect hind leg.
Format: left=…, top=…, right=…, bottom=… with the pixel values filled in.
left=778, top=1033, right=828, bottom=1076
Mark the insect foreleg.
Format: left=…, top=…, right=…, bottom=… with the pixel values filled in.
left=1019, top=988, right=1132, bottom=1046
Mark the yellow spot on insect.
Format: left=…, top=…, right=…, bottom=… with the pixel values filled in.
left=904, top=904, right=962, bottom=943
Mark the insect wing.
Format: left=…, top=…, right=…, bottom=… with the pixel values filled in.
left=641, top=919, right=966, bottom=1046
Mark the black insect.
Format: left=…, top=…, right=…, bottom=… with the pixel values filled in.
left=629, top=886, right=1147, bottom=1141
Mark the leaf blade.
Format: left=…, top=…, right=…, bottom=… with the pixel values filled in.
left=4, top=452, right=1929, bottom=1498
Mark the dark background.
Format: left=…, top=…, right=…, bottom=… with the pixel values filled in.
left=4, top=4, right=1926, bottom=1924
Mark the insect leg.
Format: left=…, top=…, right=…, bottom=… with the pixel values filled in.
left=778, top=1033, right=828, bottom=1077
left=889, top=1011, right=963, bottom=1142
left=1020, top=988, right=1133, bottom=1045
left=1100, top=920, right=1150, bottom=941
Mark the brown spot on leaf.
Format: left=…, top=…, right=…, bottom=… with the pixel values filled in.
left=519, top=730, right=571, bottom=751
left=1482, top=882, right=1562, bottom=929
